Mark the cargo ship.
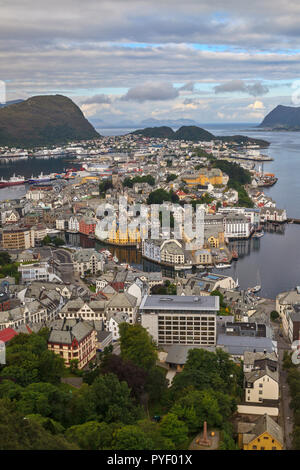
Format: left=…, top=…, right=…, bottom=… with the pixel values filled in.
left=27, top=172, right=55, bottom=184
left=0, top=174, right=27, bottom=188
left=256, top=173, right=278, bottom=187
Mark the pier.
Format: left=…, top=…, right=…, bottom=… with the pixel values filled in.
left=287, top=218, right=300, bottom=224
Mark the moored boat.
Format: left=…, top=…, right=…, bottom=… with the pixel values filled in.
left=0, top=174, right=26, bottom=188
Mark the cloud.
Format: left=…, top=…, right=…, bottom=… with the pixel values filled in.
left=247, top=100, right=265, bottom=109
left=179, top=82, right=195, bottom=92
left=81, top=94, right=111, bottom=105
left=214, top=80, right=269, bottom=96
left=120, top=82, right=179, bottom=102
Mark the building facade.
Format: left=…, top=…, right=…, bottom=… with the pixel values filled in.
left=140, top=295, right=219, bottom=346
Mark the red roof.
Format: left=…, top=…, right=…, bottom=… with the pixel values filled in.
left=0, top=328, right=18, bottom=343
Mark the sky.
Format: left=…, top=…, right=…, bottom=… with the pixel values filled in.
left=1, top=0, right=300, bottom=125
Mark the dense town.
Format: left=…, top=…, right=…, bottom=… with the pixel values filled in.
left=0, top=132, right=298, bottom=451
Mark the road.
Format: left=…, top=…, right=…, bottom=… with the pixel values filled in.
left=273, top=324, right=294, bottom=450
left=113, top=342, right=121, bottom=355
left=51, top=248, right=75, bottom=283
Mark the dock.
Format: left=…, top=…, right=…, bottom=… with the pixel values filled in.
left=287, top=218, right=300, bottom=224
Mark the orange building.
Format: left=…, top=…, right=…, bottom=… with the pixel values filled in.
left=79, top=217, right=97, bottom=235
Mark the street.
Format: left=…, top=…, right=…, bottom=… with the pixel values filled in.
left=274, top=324, right=294, bottom=450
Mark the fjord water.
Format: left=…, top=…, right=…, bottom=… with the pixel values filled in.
left=2, top=124, right=300, bottom=298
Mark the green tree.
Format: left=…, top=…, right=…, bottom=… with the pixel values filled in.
left=166, top=174, right=177, bottom=183
left=38, top=349, right=65, bottom=384
left=171, top=348, right=242, bottom=398
left=99, top=179, right=113, bottom=197
left=147, top=188, right=178, bottom=205
left=42, top=235, right=52, bottom=245
left=145, top=367, right=168, bottom=403
left=0, top=251, right=11, bottom=266
left=113, top=425, right=154, bottom=450
left=88, top=373, right=142, bottom=424
left=137, top=419, right=175, bottom=450
left=65, top=421, right=116, bottom=450
left=270, top=310, right=279, bottom=321
left=0, top=399, right=77, bottom=450
left=119, top=323, right=157, bottom=370
left=16, top=382, right=72, bottom=425
left=53, top=237, right=65, bottom=247
left=160, top=413, right=188, bottom=447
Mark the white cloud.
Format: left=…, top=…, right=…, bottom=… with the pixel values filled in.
left=247, top=100, right=265, bottom=110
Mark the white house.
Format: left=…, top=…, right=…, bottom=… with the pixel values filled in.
left=73, top=248, right=104, bottom=275
left=68, top=216, right=80, bottom=232
left=244, top=367, right=279, bottom=403
left=108, top=312, right=129, bottom=340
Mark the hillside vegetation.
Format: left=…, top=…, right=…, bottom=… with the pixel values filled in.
left=0, top=95, right=100, bottom=146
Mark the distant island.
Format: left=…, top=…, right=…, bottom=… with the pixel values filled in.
left=131, top=125, right=270, bottom=147
left=259, top=104, right=300, bottom=130
left=0, top=95, right=100, bottom=146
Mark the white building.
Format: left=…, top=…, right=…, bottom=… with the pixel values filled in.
left=68, top=216, right=80, bottom=232
left=73, top=248, right=104, bottom=275
left=108, top=312, right=129, bottom=340
left=224, top=215, right=251, bottom=239
left=244, top=367, right=279, bottom=403
left=140, top=295, right=219, bottom=346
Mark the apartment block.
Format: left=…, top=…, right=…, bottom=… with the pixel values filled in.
left=140, top=295, right=219, bottom=346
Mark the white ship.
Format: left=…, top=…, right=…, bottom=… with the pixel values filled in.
left=215, top=263, right=231, bottom=269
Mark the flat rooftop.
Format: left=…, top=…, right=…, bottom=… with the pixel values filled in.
left=139, top=295, right=219, bottom=312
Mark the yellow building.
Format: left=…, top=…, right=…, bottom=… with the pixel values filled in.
left=108, top=221, right=147, bottom=246
left=183, top=168, right=223, bottom=187
left=204, top=225, right=225, bottom=248
left=238, top=414, right=284, bottom=450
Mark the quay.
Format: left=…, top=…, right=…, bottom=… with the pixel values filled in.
left=287, top=218, right=300, bottom=224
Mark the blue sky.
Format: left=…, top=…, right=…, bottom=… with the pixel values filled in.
left=1, top=0, right=300, bottom=124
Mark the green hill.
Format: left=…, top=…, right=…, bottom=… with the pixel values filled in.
left=259, top=104, right=300, bottom=130
left=132, top=126, right=175, bottom=138
left=0, top=94, right=100, bottom=146
left=131, top=125, right=269, bottom=147
left=174, top=125, right=214, bottom=141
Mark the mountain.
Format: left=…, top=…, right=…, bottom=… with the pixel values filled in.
left=0, top=99, right=24, bottom=109
left=132, top=126, right=175, bottom=138
left=132, top=125, right=214, bottom=141
left=174, top=125, right=214, bottom=141
left=131, top=125, right=269, bottom=146
left=0, top=95, right=100, bottom=146
left=259, top=105, right=300, bottom=130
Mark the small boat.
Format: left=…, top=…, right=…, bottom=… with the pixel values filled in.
left=253, top=230, right=264, bottom=238
left=248, top=269, right=261, bottom=293
left=215, top=263, right=231, bottom=269
left=113, top=256, right=119, bottom=263
left=174, top=265, right=192, bottom=270
left=248, top=285, right=261, bottom=294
